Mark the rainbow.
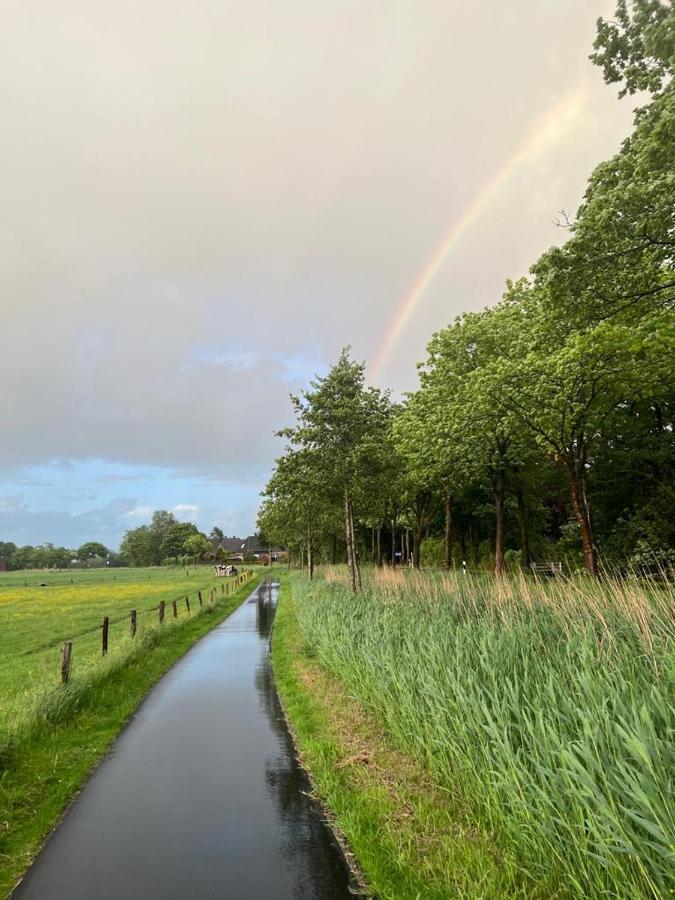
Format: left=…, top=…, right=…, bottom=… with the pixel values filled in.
left=371, top=84, right=589, bottom=384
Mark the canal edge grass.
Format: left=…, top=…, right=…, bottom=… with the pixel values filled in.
left=270, top=575, right=527, bottom=900
left=267, top=576, right=369, bottom=898
left=1, top=574, right=260, bottom=899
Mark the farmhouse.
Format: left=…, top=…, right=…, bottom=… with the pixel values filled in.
left=210, top=535, right=285, bottom=562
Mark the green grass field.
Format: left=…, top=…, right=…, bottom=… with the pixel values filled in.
left=281, top=566, right=674, bottom=899
left=0, top=566, right=238, bottom=740
left=0, top=566, right=258, bottom=897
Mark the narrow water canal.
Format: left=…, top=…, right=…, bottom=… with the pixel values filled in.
left=14, top=581, right=354, bottom=899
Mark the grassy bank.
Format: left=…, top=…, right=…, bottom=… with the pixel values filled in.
left=0, top=571, right=258, bottom=898
left=272, top=575, right=529, bottom=899
left=281, top=568, right=673, bottom=899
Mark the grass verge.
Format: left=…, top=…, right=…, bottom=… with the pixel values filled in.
left=0, top=574, right=259, bottom=899
left=271, top=575, right=531, bottom=900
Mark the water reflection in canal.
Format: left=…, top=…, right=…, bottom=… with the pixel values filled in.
left=14, top=580, right=355, bottom=899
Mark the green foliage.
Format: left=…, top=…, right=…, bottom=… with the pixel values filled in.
left=293, top=570, right=674, bottom=898
left=76, top=541, right=109, bottom=562
left=261, top=349, right=394, bottom=583
left=119, top=525, right=155, bottom=566
left=10, top=544, right=73, bottom=570
left=591, top=0, right=674, bottom=97
left=159, top=522, right=200, bottom=558
left=183, top=533, right=211, bottom=559
left=119, top=509, right=210, bottom=567
left=419, top=536, right=444, bottom=567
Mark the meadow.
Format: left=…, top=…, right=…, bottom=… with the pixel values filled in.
left=288, top=567, right=674, bottom=899
left=0, top=566, right=234, bottom=741
left=0, top=565, right=257, bottom=896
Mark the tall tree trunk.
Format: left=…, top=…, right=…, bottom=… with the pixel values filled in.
left=349, top=499, right=362, bottom=590
left=443, top=492, right=453, bottom=570
left=344, top=493, right=357, bottom=592
left=565, top=454, right=598, bottom=576
left=515, top=487, right=532, bottom=569
left=371, top=525, right=375, bottom=563
left=307, top=533, right=314, bottom=580
left=391, top=514, right=397, bottom=565
left=494, top=466, right=506, bottom=576
left=376, top=522, right=382, bottom=567
left=331, top=533, right=337, bottom=565
left=412, top=527, right=421, bottom=569
left=460, top=528, right=467, bottom=565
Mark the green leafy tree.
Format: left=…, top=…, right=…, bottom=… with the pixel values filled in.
left=536, top=87, right=675, bottom=329
left=159, top=522, right=200, bottom=558
left=0, top=541, right=17, bottom=569
left=77, top=541, right=109, bottom=563
left=120, top=526, right=155, bottom=567
left=417, top=306, right=532, bottom=575
left=481, top=284, right=673, bottom=575
left=183, top=533, right=211, bottom=560
left=591, top=0, right=674, bottom=97
left=259, top=447, right=334, bottom=578
left=279, top=349, right=392, bottom=592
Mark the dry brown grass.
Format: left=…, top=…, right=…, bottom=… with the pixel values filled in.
left=318, top=564, right=673, bottom=653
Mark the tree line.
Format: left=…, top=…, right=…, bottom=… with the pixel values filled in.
left=258, top=2, right=674, bottom=584
left=0, top=515, right=227, bottom=570
left=120, top=511, right=225, bottom=566
left=0, top=540, right=120, bottom=570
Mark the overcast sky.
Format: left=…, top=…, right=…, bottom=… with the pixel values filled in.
left=0, top=1, right=636, bottom=548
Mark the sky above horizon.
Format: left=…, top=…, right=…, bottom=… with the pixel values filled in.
left=1, top=1, right=636, bottom=549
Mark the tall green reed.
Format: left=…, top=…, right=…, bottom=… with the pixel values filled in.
left=294, top=567, right=674, bottom=898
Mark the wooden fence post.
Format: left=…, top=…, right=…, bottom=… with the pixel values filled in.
left=172, top=599, right=178, bottom=618
left=198, top=590, right=203, bottom=607
left=101, top=616, right=109, bottom=656
left=185, top=596, right=191, bottom=614
left=130, top=609, right=137, bottom=637
left=221, top=583, right=225, bottom=594
left=159, top=600, right=166, bottom=624
left=61, top=641, right=73, bottom=684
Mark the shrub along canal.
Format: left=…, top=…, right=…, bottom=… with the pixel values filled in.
left=13, top=580, right=354, bottom=899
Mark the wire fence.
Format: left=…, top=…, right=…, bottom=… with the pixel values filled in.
left=59, top=570, right=254, bottom=683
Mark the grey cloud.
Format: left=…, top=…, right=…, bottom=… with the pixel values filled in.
left=0, top=495, right=140, bottom=547
left=0, top=1, right=635, bottom=537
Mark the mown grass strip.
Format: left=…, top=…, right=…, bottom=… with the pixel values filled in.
left=0, top=574, right=259, bottom=899
left=271, top=575, right=531, bottom=900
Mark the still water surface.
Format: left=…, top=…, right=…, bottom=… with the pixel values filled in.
left=15, top=581, right=354, bottom=899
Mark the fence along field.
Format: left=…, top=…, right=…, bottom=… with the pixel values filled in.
left=0, top=566, right=252, bottom=743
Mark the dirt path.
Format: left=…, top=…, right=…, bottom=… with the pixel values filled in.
left=14, top=581, right=353, bottom=899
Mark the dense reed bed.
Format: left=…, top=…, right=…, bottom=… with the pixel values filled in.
left=293, top=567, right=674, bottom=898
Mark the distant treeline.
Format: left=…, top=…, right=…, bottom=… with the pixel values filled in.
left=0, top=541, right=123, bottom=571
left=0, top=513, right=250, bottom=571
left=258, top=6, right=674, bottom=584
